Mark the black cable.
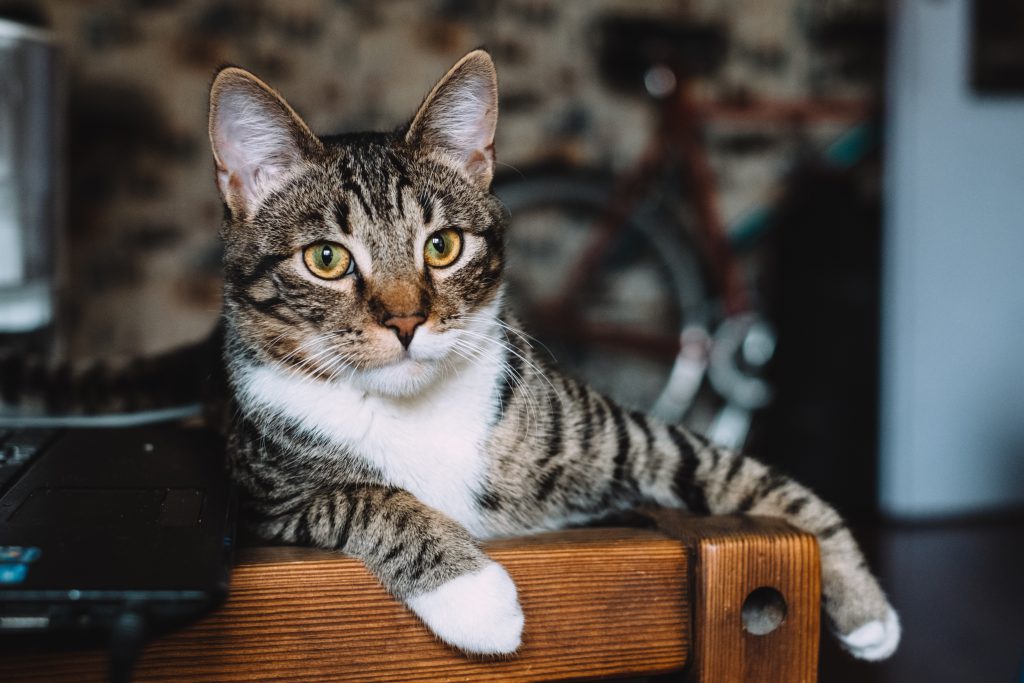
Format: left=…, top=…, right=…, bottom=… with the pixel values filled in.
left=108, top=610, right=148, bottom=683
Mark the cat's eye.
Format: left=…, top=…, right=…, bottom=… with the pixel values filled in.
left=424, top=228, right=463, bottom=268
left=303, top=241, right=353, bottom=279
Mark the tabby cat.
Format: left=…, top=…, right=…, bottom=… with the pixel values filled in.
left=6, top=50, right=901, bottom=660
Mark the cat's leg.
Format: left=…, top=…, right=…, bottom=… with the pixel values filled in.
left=510, top=376, right=899, bottom=660
left=250, top=484, right=523, bottom=655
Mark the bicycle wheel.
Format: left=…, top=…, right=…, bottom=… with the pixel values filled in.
left=493, top=170, right=713, bottom=419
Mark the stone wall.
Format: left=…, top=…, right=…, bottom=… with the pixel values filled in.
left=23, top=0, right=883, bottom=357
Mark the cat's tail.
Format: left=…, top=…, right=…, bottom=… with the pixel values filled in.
left=0, top=324, right=225, bottom=423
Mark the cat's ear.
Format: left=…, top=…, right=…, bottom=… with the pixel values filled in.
left=208, top=67, right=322, bottom=218
left=406, top=49, right=498, bottom=189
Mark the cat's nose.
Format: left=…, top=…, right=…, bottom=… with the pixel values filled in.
left=383, top=313, right=426, bottom=349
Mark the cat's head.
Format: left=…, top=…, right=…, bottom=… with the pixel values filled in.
left=209, top=51, right=506, bottom=397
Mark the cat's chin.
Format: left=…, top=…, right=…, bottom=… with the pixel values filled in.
left=346, top=358, right=444, bottom=398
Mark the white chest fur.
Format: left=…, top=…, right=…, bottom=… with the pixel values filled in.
left=235, top=351, right=504, bottom=537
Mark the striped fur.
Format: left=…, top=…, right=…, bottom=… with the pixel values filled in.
left=2, top=50, right=899, bottom=660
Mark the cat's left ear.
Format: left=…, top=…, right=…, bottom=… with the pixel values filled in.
left=209, top=67, right=323, bottom=219
left=406, top=49, right=498, bottom=189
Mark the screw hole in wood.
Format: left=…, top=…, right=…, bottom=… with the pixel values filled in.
left=741, top=586, right=787, bottom=635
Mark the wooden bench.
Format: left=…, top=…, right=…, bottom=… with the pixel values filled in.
left=0, top=513, right=820, bottom=682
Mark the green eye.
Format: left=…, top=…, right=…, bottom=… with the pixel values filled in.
left=424, top=228, right=463, bottom=268
left=303, top=241, right=352, bottom=279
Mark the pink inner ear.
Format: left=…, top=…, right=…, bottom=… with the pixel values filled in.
left=227, top=170, right=245, bottom=196
left=464, top=145, right=495, bottom=183
left=456, top=89, right=495, bottom=159
left=212, top=106, right=298, bottom=210
left=408, top=53, right=498, bottom=185
left=434, top=87, right=496, bottom=185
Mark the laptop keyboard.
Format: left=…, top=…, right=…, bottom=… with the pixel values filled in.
left=0, top=429, right=57, bottom=492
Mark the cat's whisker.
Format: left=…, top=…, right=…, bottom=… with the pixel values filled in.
left=280, top=333, right=359, bottom=378
left=493, top=319, right=557, bottom=363
left=305, top=348, right=361, bottom=386
left=322, top=357, right=357, bottom=385
left=287, top=339, right=339, bottom=369
left=259, top=330, right=292, bottom=355
left=286, top=342, right=354, bottom=385
left=447, top=337, right=537, bottom=434
left=459, top=311, right=551, bottom=361
left=270, top=328, right=352, bottom=363
left=445, top=339, right=534, bottom=429
left=493, top=159, right=524, bottom=178
left=434, top=354, right=457, bottom=382
left=276, top=333, right=337, bottom=366
left=322, top=347, right=362, bottom=379
left=454, top=326, right=559, bottom=401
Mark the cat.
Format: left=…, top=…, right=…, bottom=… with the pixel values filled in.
left=4, top=49, right=900, bottom=661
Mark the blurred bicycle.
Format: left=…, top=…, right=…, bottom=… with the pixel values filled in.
left=494, top=16, right=876, bottom=449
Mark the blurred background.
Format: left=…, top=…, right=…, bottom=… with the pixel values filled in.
left=0, top=0, right=1021, bottom=681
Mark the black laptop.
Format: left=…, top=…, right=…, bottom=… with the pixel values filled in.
left=0, top=425, right=235, bottom=672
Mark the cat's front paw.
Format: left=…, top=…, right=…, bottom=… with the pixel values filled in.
left=407, top=561, right=524, bottom=655
left=836, top=608, right=901, bottom=661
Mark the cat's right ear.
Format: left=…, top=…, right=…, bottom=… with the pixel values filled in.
left=208, top=67, right=322, bottom=219
left=406, top=50, right=498, bottom=189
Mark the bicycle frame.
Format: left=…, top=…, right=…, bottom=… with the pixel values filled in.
left=545, top=68, right=873, bottom=361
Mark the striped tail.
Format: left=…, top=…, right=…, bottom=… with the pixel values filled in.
left=0, top=326, right=224, bottom=419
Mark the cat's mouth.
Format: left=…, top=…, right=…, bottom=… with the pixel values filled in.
left=274, top=322, right=485, bottom=396
left=344, top=327, right=447, bottom=370
left=327, top=326, right=479, bottom=397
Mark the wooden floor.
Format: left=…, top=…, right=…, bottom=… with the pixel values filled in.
left=819, top=514, right=1024, bottom=683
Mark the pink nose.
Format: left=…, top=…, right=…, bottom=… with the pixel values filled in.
left=384, top=314, right=426, bottom=349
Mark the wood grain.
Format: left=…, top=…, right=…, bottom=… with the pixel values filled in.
left=0, top=527, right=689, bottom=682
left=0, top=516, right=822, bottom=682
left=649, top=512, right=821, bottom=683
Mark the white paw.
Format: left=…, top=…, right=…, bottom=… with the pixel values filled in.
left=838, top=608, right=901, bottom=660
left=406, top=561, right=524, bottom=655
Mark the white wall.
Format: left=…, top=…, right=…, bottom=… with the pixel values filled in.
left=881, top=0, right=1024, bottom=517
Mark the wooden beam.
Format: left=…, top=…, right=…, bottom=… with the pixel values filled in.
left=649, top=512, right=821, bottom=683
left=0, top=515, right=822, bottom=682
left=0, top=527, right=690, bottom=682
